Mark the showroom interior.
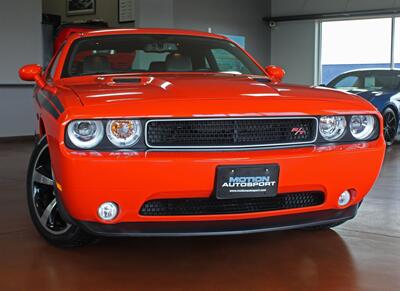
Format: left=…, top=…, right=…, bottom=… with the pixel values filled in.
left=0, top=0, right=399, bottom=290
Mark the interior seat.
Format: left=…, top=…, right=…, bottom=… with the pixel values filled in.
left=82, top=55, right=111, bottom=74
left=149, top=61, right=166, bottom=72
left=166, top=53, right=193, bottom=72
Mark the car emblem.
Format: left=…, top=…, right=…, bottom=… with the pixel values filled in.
left=291, top=127, right=306, bottom=136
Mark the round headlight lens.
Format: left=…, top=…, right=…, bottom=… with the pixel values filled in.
left=67, top=120, right=104, bottom=149
left=106, top=120, right=142, bottom=147
left=319, top=116, right=347, bottom=141
left=350, top=115, right=376, bottom=140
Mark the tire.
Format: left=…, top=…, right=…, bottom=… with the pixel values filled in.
left=383, top=107, right=398, bottom=147
left=27, top=136, right=94, bottom=248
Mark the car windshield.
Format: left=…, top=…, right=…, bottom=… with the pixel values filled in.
left=329, top=71, right=400, bottom=91
left=62, top=35, right=265, bottom=77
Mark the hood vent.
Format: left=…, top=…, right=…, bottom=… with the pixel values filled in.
left=252, top=78, right=271, bottom=84
left=113, top=78, right=142, bottom=84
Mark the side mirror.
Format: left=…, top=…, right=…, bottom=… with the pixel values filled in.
left=19, top=64, right=46, bottom=88
left=265, top=65, right=286, bottom=83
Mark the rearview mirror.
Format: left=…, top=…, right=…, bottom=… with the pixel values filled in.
left=144, top=42, right=178, bottom=53
left=19, top=64, right=46, bottom=88
left=265, top=65, right=286, bottom=83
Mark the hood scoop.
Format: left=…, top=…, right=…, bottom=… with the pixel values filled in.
left=252, top=78, right=271, bottom=84
left=112, top=77, right=142, bottom=84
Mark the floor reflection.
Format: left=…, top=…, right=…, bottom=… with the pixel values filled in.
left=16, top=230, right=357, bottom=291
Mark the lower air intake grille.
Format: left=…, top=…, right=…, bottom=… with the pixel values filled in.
left=146, top=118, right=317, bottom=148
left=140, top=192, right=324, bottom=216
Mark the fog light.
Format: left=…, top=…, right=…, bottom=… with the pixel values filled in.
left=98, top=202, right=118, bottom=221
left=338, top=191, right=351, bottom=207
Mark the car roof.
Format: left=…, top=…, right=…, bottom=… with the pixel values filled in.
left=342, top=68, right=400, bottom=74
left=77, top=28, right=229, bottom=40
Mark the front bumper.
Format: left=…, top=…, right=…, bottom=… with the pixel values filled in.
left=78, top=204, right=359, bottom=237
left=50, top=139, right=385, bottom=228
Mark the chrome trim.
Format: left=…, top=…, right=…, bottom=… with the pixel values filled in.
left=145, top=117, right=319, bottom=149
left=146, top=144, right=316, bottom=153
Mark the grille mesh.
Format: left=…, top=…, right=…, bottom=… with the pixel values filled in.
left=140, top=192, right=324, bottom=216
left=146, top=118, right=316, bottom=148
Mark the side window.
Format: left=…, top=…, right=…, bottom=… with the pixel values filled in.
left=333, top=75, right=360, bottom=89
left=47, top=47, right=64, bottom=80
left=211, top=48, right=250, bottom=74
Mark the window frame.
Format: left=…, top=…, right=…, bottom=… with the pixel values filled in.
left=45, top=43, right=65, bottom=81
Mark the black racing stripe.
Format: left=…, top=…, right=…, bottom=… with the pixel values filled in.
left=33, top=92, right=39, bottom=105
left=33, top=86, right=40, bottom=105
left=36, top=91, right=45, bottom=106
left=47, top=93, right=65, bottom=113
left=33, top=85, right=40, bottom=95
left=37, top=92, right=60, bottom=119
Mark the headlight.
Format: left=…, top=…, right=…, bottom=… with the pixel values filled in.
left=67, top=120, right=104, bottom=149
left=350, top=115, right=376, bottom=140
left=106, top=120, right=142, bottom=147
left=319, top=116, right=347, bottom=141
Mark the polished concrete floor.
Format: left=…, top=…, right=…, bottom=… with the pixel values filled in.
left=0, top=140, right=399, bottom=291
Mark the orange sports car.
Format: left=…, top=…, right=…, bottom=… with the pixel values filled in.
left=19, top=29, right=385, bottom=247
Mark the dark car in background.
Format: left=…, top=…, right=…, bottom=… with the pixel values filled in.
left=327, top=69, right=400, bottom=146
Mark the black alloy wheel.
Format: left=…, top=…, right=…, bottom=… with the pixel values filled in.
left=27, top=136, right=94, bottom=247
left=383, top=108, right=398, bottom=146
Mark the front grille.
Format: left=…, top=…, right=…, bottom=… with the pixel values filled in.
left=140, top=192, right=324, bottom=216
left=146, top=118, right=317, bottom=148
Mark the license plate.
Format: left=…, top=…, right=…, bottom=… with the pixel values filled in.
left=215, top=165, right=279, bottom=199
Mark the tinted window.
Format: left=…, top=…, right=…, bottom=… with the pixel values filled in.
left=363, top=73, right=400, bottom=90
left=47, top=46, right=64, bottom=80
left=62, top=35, right=264, bottom=77
left=332, top=75, right=360, bottom=89
left=211, top=48, right=251, bottom=74
left=329, top=71, right=400, bottom=91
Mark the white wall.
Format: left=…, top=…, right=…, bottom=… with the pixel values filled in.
left=0, top=87, right=36, bottom=137
left=136, top=0, right=174, bottom=28
left=0, top=0, right=42, bottom=137
left=0, top=0, right=43, bottom=84
left=271, top=21, right=318, bottom=85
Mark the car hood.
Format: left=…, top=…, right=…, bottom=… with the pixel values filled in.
left=61, top=74, right=377, bottom=118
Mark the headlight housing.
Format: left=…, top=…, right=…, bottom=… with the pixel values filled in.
left=66, top=119, right=143, bottom=150
left=106, top=120, right=142, bottom=147
left=349, top=115, right=376, bottom=140
left=67, top=120, right=104, bottom=149
left=319, top=116, right=347, bottom=142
